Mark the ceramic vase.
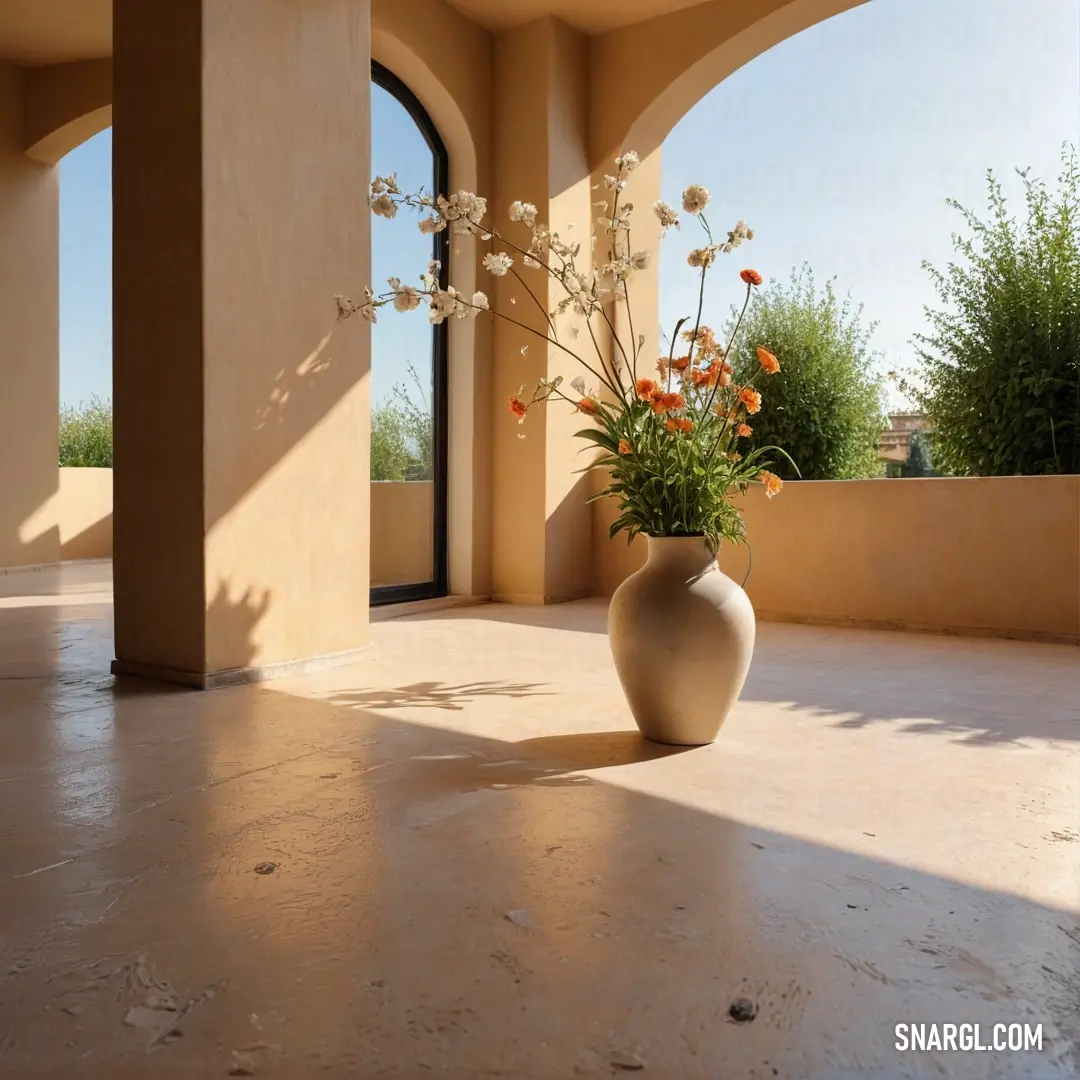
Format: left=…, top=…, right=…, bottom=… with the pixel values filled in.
left=608, top=535, right=756, bottom=745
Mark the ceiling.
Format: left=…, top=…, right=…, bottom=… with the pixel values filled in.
left=0, top=0, right=705, bottom=68
left=0, top=0, right=110, bottom=66
left=446, top=0, right=706, bottom=34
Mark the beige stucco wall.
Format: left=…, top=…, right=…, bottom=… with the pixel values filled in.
left=53, top=470, right=436, bottom=590
left=9, top=0, right=1078, bottom=670
left=111, top=0, right=373, bottom=681
left=590, top=0, right=874, bottom=164
left=50, top=463, right=1080, bottom=643
left=57, top=467, right=112, bottom=560
left=0, top=61, right=60, bottom=572
left=489, top=17, right=598, bottom=604
left=24, top=58, right=111, bottom=164
left=371, top=481, right=436, bottom=587
left=595, top=476, right=1080, bottom=643
left=372, top=0, right=494, bottom=601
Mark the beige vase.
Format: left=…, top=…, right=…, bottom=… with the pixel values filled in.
left=608, top=535, right=756, bottom=745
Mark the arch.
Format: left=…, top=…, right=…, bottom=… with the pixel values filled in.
left=372, top=24, right=490, bottom=601
left=24, top=58, right=111, bottom=164
left=591, top=0, right=871, bottom=163
left=17, top=22, right=494, bottom=602
left=369, top=59, right=451, bottom=606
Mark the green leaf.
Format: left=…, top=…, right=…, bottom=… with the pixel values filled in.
left=574, top=428, right=620, bottom=453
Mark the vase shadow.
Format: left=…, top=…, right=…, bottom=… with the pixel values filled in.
left=513, top=729, right=695, bottom=769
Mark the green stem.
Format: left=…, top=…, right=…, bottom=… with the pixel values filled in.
left=469, top=297, right=623, bottom=401
left=701, top=285, right=754, bottom=457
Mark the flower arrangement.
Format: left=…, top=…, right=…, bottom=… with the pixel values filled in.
left=338, top=151, right=793, bottom=553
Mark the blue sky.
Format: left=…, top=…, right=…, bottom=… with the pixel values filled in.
left=58, top=85, right=439, bottom=409
left=59, top=127, right=110, bottom=407
left=660, top=0, right=1080, bottom=404
left=59, top=0, right=1079, bottom=409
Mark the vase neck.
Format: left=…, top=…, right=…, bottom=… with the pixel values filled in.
left=644, top=535, right=716, bottom=574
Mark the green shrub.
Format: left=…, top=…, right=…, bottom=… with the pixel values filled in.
left=726, top=267, right=887, bottom=480
left=371, top=362, right=433, bottom=481
left=905, top=145, right=1080, bottom=476
left=59, top=396, right=112, bottom=467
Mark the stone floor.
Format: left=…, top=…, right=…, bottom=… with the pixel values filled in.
left=0, top=560, right=1077, bottom=1079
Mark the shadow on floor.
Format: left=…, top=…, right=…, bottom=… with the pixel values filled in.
left=515, top=729, right=691, bottom=767
left=390, top=730, right=694, bottom=794
left=392, top=600, right=1080, bottom=748
left=1, top=565, right=1078, bottom=1075
left=737, top=622, right=1080, bottom=747
left=1, top=675, right=1077, bottom=1078
left=329, top=679, right=550, bottom=712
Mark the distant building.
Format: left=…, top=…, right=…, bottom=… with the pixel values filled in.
left=879, top=413, right=932, bottom=476
left=879, top=412, right=931, bottom=462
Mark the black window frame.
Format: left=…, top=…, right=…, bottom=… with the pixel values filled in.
left=370, top=61, right=450, bottom=607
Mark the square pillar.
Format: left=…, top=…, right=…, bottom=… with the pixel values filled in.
left=490, top=17, right=595, bottom=604
left=112, top=0, right=372, bottom=687
left=0, top=62, right=60, bottom=570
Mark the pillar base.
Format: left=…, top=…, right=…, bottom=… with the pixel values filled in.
left=110, top=646, right=370, bottom=691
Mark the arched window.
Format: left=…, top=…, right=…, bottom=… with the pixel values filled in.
left=369, top=62, right=449, bottom=605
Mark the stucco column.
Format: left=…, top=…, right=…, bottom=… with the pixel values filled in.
left=0, top=62, right=60, bottom=570
left=111, top=0, right=373, bottom=687
left=490, top=17, right=595, bottom=604
left=588, top=148, right=663, bottom=596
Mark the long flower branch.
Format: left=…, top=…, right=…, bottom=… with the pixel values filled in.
left=353, top=153, right=789, bottom=544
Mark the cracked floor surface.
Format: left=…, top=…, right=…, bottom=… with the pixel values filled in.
left=0, top=560, right=1078, bottom=1078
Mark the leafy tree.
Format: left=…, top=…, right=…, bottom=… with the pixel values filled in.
left=905, top=145, right=1080, bottom=476
left=370, top=402, right=414, bottom=481
left=726, top=267, right=887, bottom=480
left=900, top=430, right=936, bottom=478
left=54, top=386, right=438, bottom=480
left=59, top=396, right=113, bottom=467
left=370, top=361, right=433, bottom=481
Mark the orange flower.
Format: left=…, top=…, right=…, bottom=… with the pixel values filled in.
left=508, top=394, right=528, bottom=420
left=577, top=397, right=598, bottom=414
left=718, top=369, right=732, bottom=388
left=740, top=269, right=763, bottom=286
left=684, top=326, right=718, bottom=359
left=656, top=358, right=669, bottom=378
left=671, top=355, right=691, bottom=373
left=682, top=325, right=716, bottom=347
left=737, top=423, right=752, bottom=438
left=635, top=378, right=660, bottom=401
left=738, top=387, right=762, bottom=414
left=665, top=418, right=694, bottom=434
left=618, top=438, right=632, bottom=455
left=756, top=346, right=780, bottom=374
left=652, top=391, right=685, bottom=415
left=690, top=364, right=717, bottom=388
left=759, top=470, right=783, bottom=498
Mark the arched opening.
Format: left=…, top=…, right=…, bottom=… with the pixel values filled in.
left=6, top=113, right=114, bottom=573
left=48, top=64, right=459, bottom=599
left=59, top=126, right=111, bottom=428
left=369, top=61, right=450, bottom=605
left=55, top=124, right=113, bottom=560
left=596, top=0, right=1080, bottom=632
left=652, top=0, right=1078, bottom=482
